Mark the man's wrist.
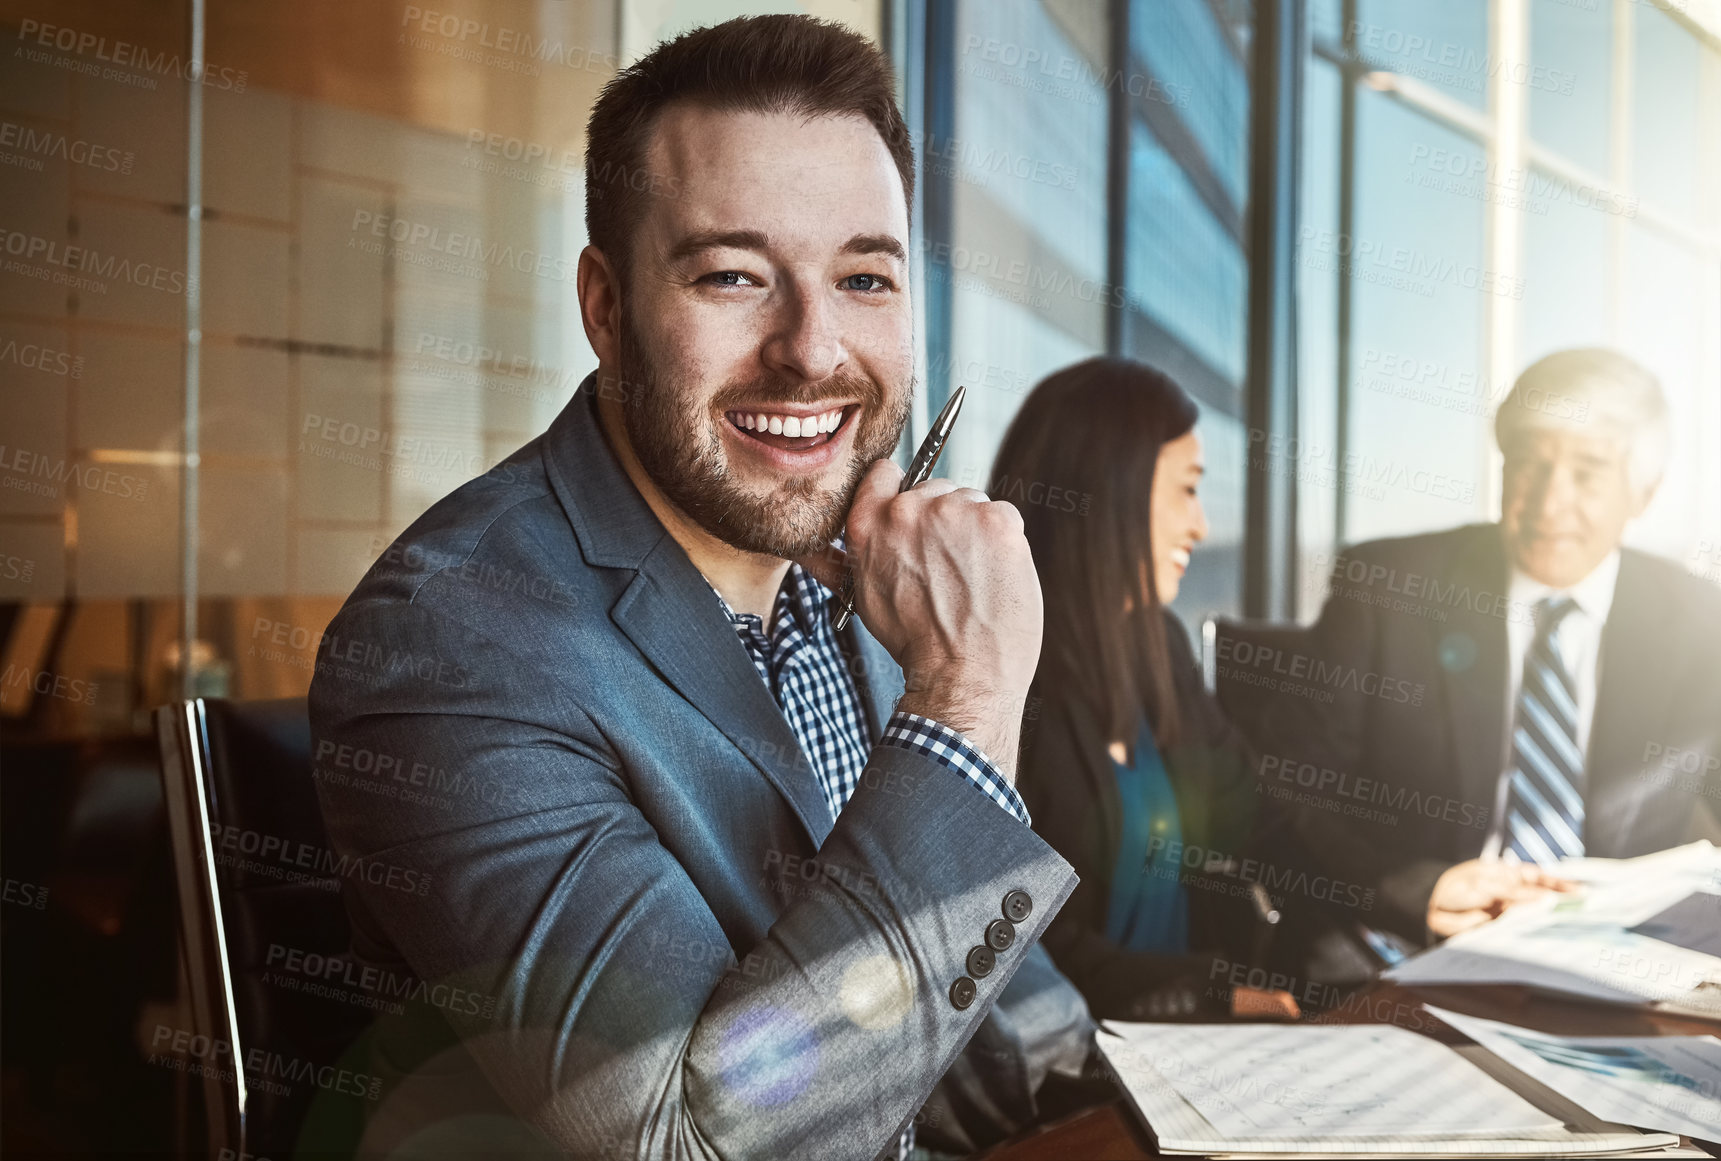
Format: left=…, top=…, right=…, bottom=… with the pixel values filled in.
left=894, top=687, right=1024, bottom=783
left=879, top=710, right=1031, bottom=825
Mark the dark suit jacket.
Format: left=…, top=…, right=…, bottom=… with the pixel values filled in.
left=1014, top=614, right=1279, bottom=1021
left=1273, top=522, right=1721, bottom=940
left=307, top=381, right=1095, bottom=1160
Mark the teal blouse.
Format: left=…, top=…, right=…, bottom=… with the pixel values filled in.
left=1102, top=720, right=1190, bottom=953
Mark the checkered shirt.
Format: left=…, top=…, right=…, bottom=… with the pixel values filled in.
left=713, top=564, right=1028, bottom=1161
left=713, top=564, right=1031, bottom=827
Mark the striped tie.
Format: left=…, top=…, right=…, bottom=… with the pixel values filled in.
left=1504, top=596, right=1586, bottom=865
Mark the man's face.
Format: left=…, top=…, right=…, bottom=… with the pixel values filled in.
left=614, top=105, right=914, bottom=560
left=1500, top=428, right=1649, bottom=588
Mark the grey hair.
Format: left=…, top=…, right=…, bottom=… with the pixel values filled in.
left=1494, top=347, right=1671, bottom=496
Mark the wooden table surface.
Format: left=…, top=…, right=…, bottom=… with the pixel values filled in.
left=978, top=981, right=1721, bottom=1160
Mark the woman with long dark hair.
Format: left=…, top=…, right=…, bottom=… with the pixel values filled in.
left=995, top=356, right=1293, bottom=1022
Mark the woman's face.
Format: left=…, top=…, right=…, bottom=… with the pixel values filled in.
left=1147, top=430, right=1208, bottom=606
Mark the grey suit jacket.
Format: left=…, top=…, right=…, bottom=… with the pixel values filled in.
left=307, top=379, right=1094, bottom=1159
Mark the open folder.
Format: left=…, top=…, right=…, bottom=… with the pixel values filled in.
left=1097, top=1020, right=1686, bottom=1157
left=1384, top=842, right=1721, bottom=1018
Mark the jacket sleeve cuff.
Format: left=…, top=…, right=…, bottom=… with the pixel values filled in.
left=880, top=710, right=1031, bottom=826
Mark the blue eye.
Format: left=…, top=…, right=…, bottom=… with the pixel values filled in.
left=841, top=274, right=892, bottom=292
left=705, top=271, right=752, bottom=286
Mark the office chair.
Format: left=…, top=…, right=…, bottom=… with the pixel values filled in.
left=1200, top=617, right=1420, bottom=981
left=1201, top=616, right=1321, bottom=751
left=154, top=698, right=374, bottom=1160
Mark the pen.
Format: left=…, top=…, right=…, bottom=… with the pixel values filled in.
left=830, top=385, right=967, bottom=631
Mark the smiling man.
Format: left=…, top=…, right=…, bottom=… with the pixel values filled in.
left=1271, top=348, right=1721, bottom=946
left=309, top=15, right=1094, bottom=1161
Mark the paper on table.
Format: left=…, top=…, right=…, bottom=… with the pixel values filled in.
left=1387, top=849, right=1721, bottom=1007
left=1387, top=922, right=1721, bottom=1006
left=1101, top=1021, right=1561, bottom=1140
left=1097, top=1025, right=1682, bottom=1157
left=1555, top=842, right=1719, bottom=887
left=1430, top=1006, right=1721, bottom=1143
left=1630, top=892, right=1721, bottom=959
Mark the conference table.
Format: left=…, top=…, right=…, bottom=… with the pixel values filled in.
left=980, top=980, right=1721, bottom=1159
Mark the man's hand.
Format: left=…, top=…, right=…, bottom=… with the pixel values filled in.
left=796, top=459, right=1042, bottom=780
left=1427, top=858, right=1577, bottom=938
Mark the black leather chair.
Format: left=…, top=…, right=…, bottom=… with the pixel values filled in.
left=1200, top=617, right=1417, bottom=980
left=155, top=698, right=374, bottom=1160
left=1202, top=616, right=1321, bottom=756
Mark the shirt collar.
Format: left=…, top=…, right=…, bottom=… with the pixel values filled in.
left=1507, top=548, right=1622, bottom=624
left=707, top=564, right=833, bottom=638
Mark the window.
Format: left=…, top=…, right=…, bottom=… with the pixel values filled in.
left=1301, top=0, right=1721, bottom=618
left=932, top=0, right=1257, bottom=629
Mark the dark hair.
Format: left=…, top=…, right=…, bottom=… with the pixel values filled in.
left=584, top=15, right=915, bottom=280
left=989, top=357, right=1200, bottom=751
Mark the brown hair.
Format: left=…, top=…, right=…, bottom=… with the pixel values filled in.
left=584, top=14, right=914, bottom=281
left=990, top=358, right=1200, bottom=751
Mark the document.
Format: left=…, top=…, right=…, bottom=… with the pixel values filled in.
left=1097, top=1020, right=1680, bottom=1156
left=1386, top=844, right=1721, bottom=1014
left=1431, top=1006, right=1721, bottom=1144
left=1106, top=1022, right=1558, bottom=1139
left=1630, top=892, right=1721, bottom=959
left=1555, top=842, right=1720, bottom=888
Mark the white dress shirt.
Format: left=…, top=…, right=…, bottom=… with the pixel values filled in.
left=1480, top=550, right=1621, bottom=859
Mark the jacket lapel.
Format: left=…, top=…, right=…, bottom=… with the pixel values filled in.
left=542, top=379, right=834, bottom=848
left=611, top=551, right=834, bottom=847
left=1436, top=527, right=1511, bottom=835
left=1586, top=552, right=1675, bottom=852
left=840, top=614, right=904, bottom=744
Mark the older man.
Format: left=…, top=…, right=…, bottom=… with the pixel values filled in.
left=309, top=15, right=1092, bottom=1161
left=1279, top=348, right=1721, bottom=943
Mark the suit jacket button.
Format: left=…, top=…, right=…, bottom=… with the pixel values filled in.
left=950, top=976, right=977, bottom=1010
left=1002, top=890, right=1033, bottom=923
left=966, top=945, right=996, bottom=978
left=984, top=918, right=1015, bottom=952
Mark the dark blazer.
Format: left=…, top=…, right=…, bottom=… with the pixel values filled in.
left=307, top=381, right=1095, bottom=1160
left=1273, top=522, right=1721, bottom=940
left=1014, top=613, right=1276, bottom=1021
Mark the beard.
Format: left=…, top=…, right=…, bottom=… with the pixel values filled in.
left=616, top=314, right=912, bottom=560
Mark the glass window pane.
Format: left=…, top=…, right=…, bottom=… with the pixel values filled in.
left=1311, top=0, right=1345, bottom=46
left=1621, top=227, right=1711, bottom=557
left=941, top=294, right=1098, bottom=491
left=1353, top=0, right=1490, bottom=110
left=1131, top=1, right=1250, bottom=208
left=954, top=0, right=1108, bottom=282
left=1126, top=123, right=1248, bottom=388
left=1632, top=3, right=1701, bottom=224
left=941, top=0, right=1110, bottom=466
left=1297, top=58, right=1344, bottom=618
left=1519, top=167, right=1609, bottom=364
left=1339, top=93, right=1490, bottom=545
left=1529, top=0, right=1611, bottom=175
